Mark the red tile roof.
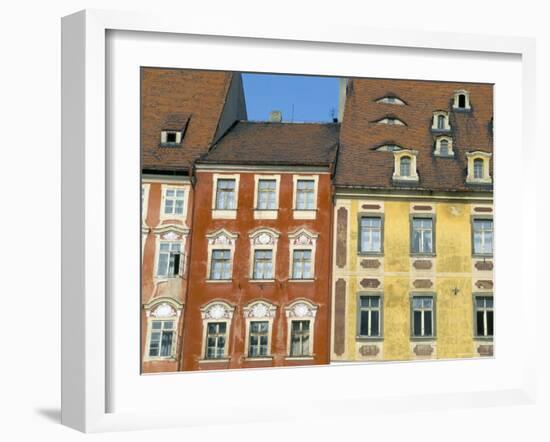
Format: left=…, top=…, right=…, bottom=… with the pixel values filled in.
left=197, top=121, right=340, bottom=167
left=335, top=78, right=493, bottom=191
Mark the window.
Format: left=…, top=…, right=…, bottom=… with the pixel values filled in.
left=358, top=295, right=381, bottom=337
left=374, top=117, right=406, bottom=126
left=360, top=216, right=382, bottom=253
left=376, top=96, right=406, bottom=105
left=253, top=250, right=273, bottom=279
left=210, top=249, right=231, bottom=280
left=248, top=321, right=269, bottom=357
left=474, top=159, right=484, bottom=179
left=458, top=94, right=466, bottom=108
left=453, top=90, right=471, bottom=110
left=474, top=296, right=494, bottom=338
left=440, top=139, right=449, bottom=155
left=215, top=179, right=236, bottom=210
left=290, top=320, right=311, bottom=356
left=374, top=144, right=403, bottom=152
left=257, top=179, right=277, bottom=210
left=160, top=130, right=182, bottom=145
left=411, top=217, right=434, bottom=254
left=412, top=296, right=435, bottom=338
left=292, top=249, right=313, bottom=279
left=400, top=156, right=411, bottom=177
left=157, top=242, right=181, bottom=277
left=473, top=218, right=493, bottom=255
left=148, top=320, right=175, bottom=358
left=163, top=188, right=185, bottom=215
left=296, top=179, right=315, bottom=210
left=437, top=115, right=446, bottom=129
left=205, top=322, right=227, bottom=359
left=166, top=131, right=177, bottom=143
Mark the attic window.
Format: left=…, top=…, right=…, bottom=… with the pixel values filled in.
left=375, top=144, right=403, bottom=152
left=392, top=149, right=419, bottom=183
left=453, top=90, right=471, bottom=111
left=161, top=130, right=182, bottom=146
left=434, top=136, right=454, bottom=157
left=466, top=151, right=492, bottom=184
left=159, top=113, right=191, bottom=147
left=374, top=117, right=406, bottom=126
left=431, top=111, right=451, bottom=131
left=376, top=96, right=406, bottom=105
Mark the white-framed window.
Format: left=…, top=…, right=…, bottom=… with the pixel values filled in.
left=375, top=96, right=406, bottom=105
left=141, top=183, right=150, bottom=222
left=466, top=151, right=492, bottom=184
left=358, top=294, right=382, bottom=338
left=474, top=295, right=494, bottom=338
left=206, top=229, right=238, bottom=281
left=392, top=150, right=419, bottom=182
left=374, top=144, right=403, bottom=152
left=472, top=218, right=493, bottom=256
left=160, top=130, right=183, bottom=145
left=288, top=228, right=318, bottom=281
left=374, top=117, right=406, bottom=126
left=143, top=300, right=183, bottom=362
left=156, top=241, right=182, bottom=277
left=411, top=216, right=435, bottom=255
left=163, top=187, right=185, bottom=215
left=411, top=295, right=435, bottom=338
left=434, top=136, right=454, bottom=157
left=431, top=111, right=451, bottom=131
left=212, top=174, right=240, bottom=219
left=359, top=216, right=383, bottom=254
left=249, top=228, right=279, bottom=281
left=453, top=89, right=471, bottom=110
left=292, top=175, right=319, bottom=219
left=284, top=299, right=318, bottom=359
left=253, top=175, right=281, bottom=220
left=243, top=300, right=277, bottom=360
left=200, top=301, right=235, bottom=361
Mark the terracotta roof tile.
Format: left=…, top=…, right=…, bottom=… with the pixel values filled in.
left=335, top=78, right=494, bottom=191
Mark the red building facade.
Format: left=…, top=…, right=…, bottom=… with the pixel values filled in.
left=180, top=122, right=339, bottom=370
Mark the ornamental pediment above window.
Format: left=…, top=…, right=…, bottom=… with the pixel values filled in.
left=200, top=301, right=235, bottom=320
left=248, top=228, right=280, bottom=246
left=153, top=224, right=189, bottom=240
left=285, top=299, right=318, bottom=318
left=288, top=228, right=318, bottom=247
left=243, top=300, right=277, bottom=319
left=206, top=228, right=238, bottom=246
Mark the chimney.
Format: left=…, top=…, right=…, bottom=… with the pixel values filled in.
left=269, top=110, right=283, bottom=123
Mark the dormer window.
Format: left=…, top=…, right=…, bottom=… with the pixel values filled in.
left=392, top=149, right=419, bottom=183
left=374, top=144, right=403, bottom=152
left=376, top=96, right=406, bottom=105
left=434, top=136, right=454, bottom=157
left=159, top=112, right=190, bottom=146
left=374, top=117, right=406, bottom=126
left=431, top=111, right=451, bottom=131
left=466, top=151, right=492, bottom=184
left=161, top=130, right=182, bottom=145
left=453, top=90, right=471, bottom=111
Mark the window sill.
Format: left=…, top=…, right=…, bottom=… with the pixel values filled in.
left=392, top=176, right=419, bottom=183
left=249, top=279, right=275, bottom=283
left=472, top=254, right=494, bottom=259
left=410, top=336, right=436, bottom=342
left=205, top=279, right=232, bottom=284
left=288, top=278, right=315, bottom=283
left=212, top=209, right=237, bottom=219
left=430, top=127, right=452, bottom=133
left=154, top=275, right=182, bottom=281
left=143, top=356, right=177, bottom=362
left=158, top=143, right=182, bottom=148
left=284, top=356, right=315, bottom=361
left=410, top=253, right=436, bottom=258
left=243, top=356, right=274, bottom=362
left=474, top=336, right=494, bottom=342
left=293, top=209, right=317, bottom=220
left=355, top=336, right=384, bottom=342
left=452, top=107, right=471, bottom=112
left=434, top=153, right=455, bottom=158
left=253, top=209, right=278, bottom=220
left=358, top=251, right=384, bottom=257
left=466, top=178, right=492, bottom=185
left=198, top=358, right=230, bottom=363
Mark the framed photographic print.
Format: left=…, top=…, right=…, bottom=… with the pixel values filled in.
left=61, top=9, right=538, bottom=433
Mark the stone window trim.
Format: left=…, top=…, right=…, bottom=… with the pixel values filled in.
left=471, top=215, right=494, bottom=258
left=205, top=228, right=238, bottom=282
left=243, top=299, right=278, bottom=360
left=452, top=89, right=472, bottom=111
left=434, top=135, right=455, bottom=157
left=253, top=174, right=281, bottom=220
left=356, top=292, right=384, bottom=341
left=141, top=183, right=150, bottom=224
left=160, top=129, right=183, bottom=146
left=212, top=173, right=240, bottom=219
left=143, top=297, right=183, bottom=362
left=160, top=184, right=189, bottom=222
left=375, top=95, right=407, bottom=105
left=392, top=149, right=419, bottom=183
left=248, top=228, right=280, bottom=281
left=288, top=228, right=319, bottom=281
left=409, top=213, right=436, bottom=257
left=284, top=299, right=318, bottom=359
left=409, top=292, right=437, bottom=341
left=473, top=293, right=494, bottom=342
left=292, top=174, right=320, bottom=219
left=466, top=151, right=492, bottom=184
left=431, top=111, right=451, bottom=132
left=357, top=212, right=385, bottom=256
left=199, top=300, right=236, bottom=361
left=152, top=226, right=189, bottom=280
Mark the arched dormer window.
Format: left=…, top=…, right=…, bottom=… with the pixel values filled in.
left=392, top=149, right=419, bottom=183
left=374, top=144, right=403, bottom=152
left=434, top=136, right=454, bottom=157
left=453, top=90, right=471, bottom=111
left=431, top=111, right=451, bottom=131
left=466, top=151, right=492, bottom=184
left=375, top=96, right=406, bottom=105
left=374, top=117, right=406, bottom=126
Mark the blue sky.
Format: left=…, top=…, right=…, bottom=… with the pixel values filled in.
left=241, top=73, right=340, bottom=123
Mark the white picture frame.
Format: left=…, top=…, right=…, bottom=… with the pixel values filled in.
left=61, top=9, right=538, bottom=433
